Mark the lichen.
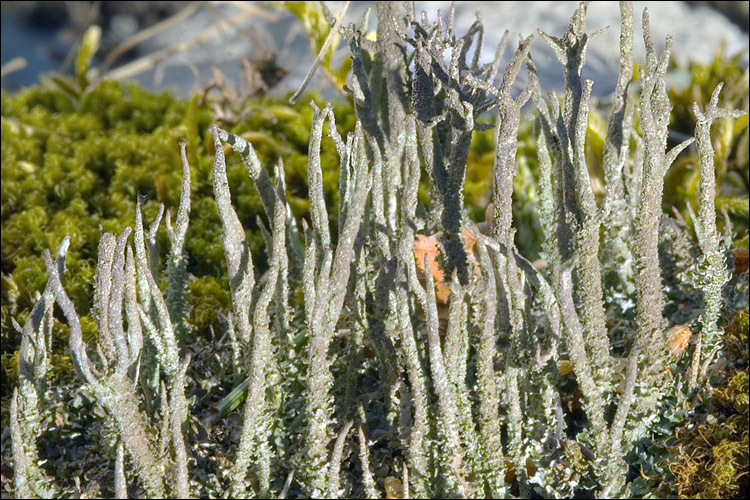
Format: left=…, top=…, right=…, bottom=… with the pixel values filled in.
left=2, top=2, right=748, bottom=499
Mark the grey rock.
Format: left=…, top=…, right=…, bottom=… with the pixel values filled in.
left=132, top=1, right=749, bottom=99
left=2, top=1, right=747, bottom=99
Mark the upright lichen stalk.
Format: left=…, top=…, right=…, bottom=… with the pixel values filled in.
left=688, top=84, right=746, bottom=390
left=530, top=3, right=697, bottom=496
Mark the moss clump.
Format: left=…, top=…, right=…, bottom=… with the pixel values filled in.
left=1, top=79, right=354, bottom=408
left=646, top=310, right=749, bottom=498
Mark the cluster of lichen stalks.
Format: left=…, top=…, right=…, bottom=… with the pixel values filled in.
left=10, top=2, right=745, bottom=498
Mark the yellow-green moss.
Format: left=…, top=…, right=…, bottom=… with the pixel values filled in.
left=652, top=311, right=749, bottom=498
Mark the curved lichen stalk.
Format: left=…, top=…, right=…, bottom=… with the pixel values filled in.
left=300, top=103, right=373, bottom=496
left=10, top=237, right=68, bottom=499
left=688, top=84, right=747, bottom=391
left=14, top=150, right=199, bottom=497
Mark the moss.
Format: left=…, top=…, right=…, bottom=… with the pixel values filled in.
left=649, top=311, right=749, bottom=498
left=187, top=275, right=232, bottom=332
left=2, top=74, right=360, bottom=498
left=1, top=77, right=356, bottom=356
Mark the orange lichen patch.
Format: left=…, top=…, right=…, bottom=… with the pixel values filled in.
left=414, top=233, right=450, bottom=302
left=532, top=258, right=548, bottom=271
left=503, top=456, right=539, bottom=484
left=733, top=247, right=749, bottom=275
left=413, top=228, right=482, bottom=304
left=462, top=229, right=483, bottom=276
left=384, top=476, right=404, bottom=499
left=564, top=387, right=584, bottom=412
left=605, top=316, right=618, bottom=331
left=665, top=324, right=692, bottom=359
left=557, top=359, right=574, bottom=375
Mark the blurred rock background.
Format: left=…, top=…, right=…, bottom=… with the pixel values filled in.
left=1, top=1, right=748, bottom=101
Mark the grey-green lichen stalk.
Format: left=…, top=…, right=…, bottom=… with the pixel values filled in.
left=688, top=84, right=745, bottom=391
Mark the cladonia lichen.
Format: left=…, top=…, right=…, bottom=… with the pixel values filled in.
left=7, top=2, right=748, bottom=498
